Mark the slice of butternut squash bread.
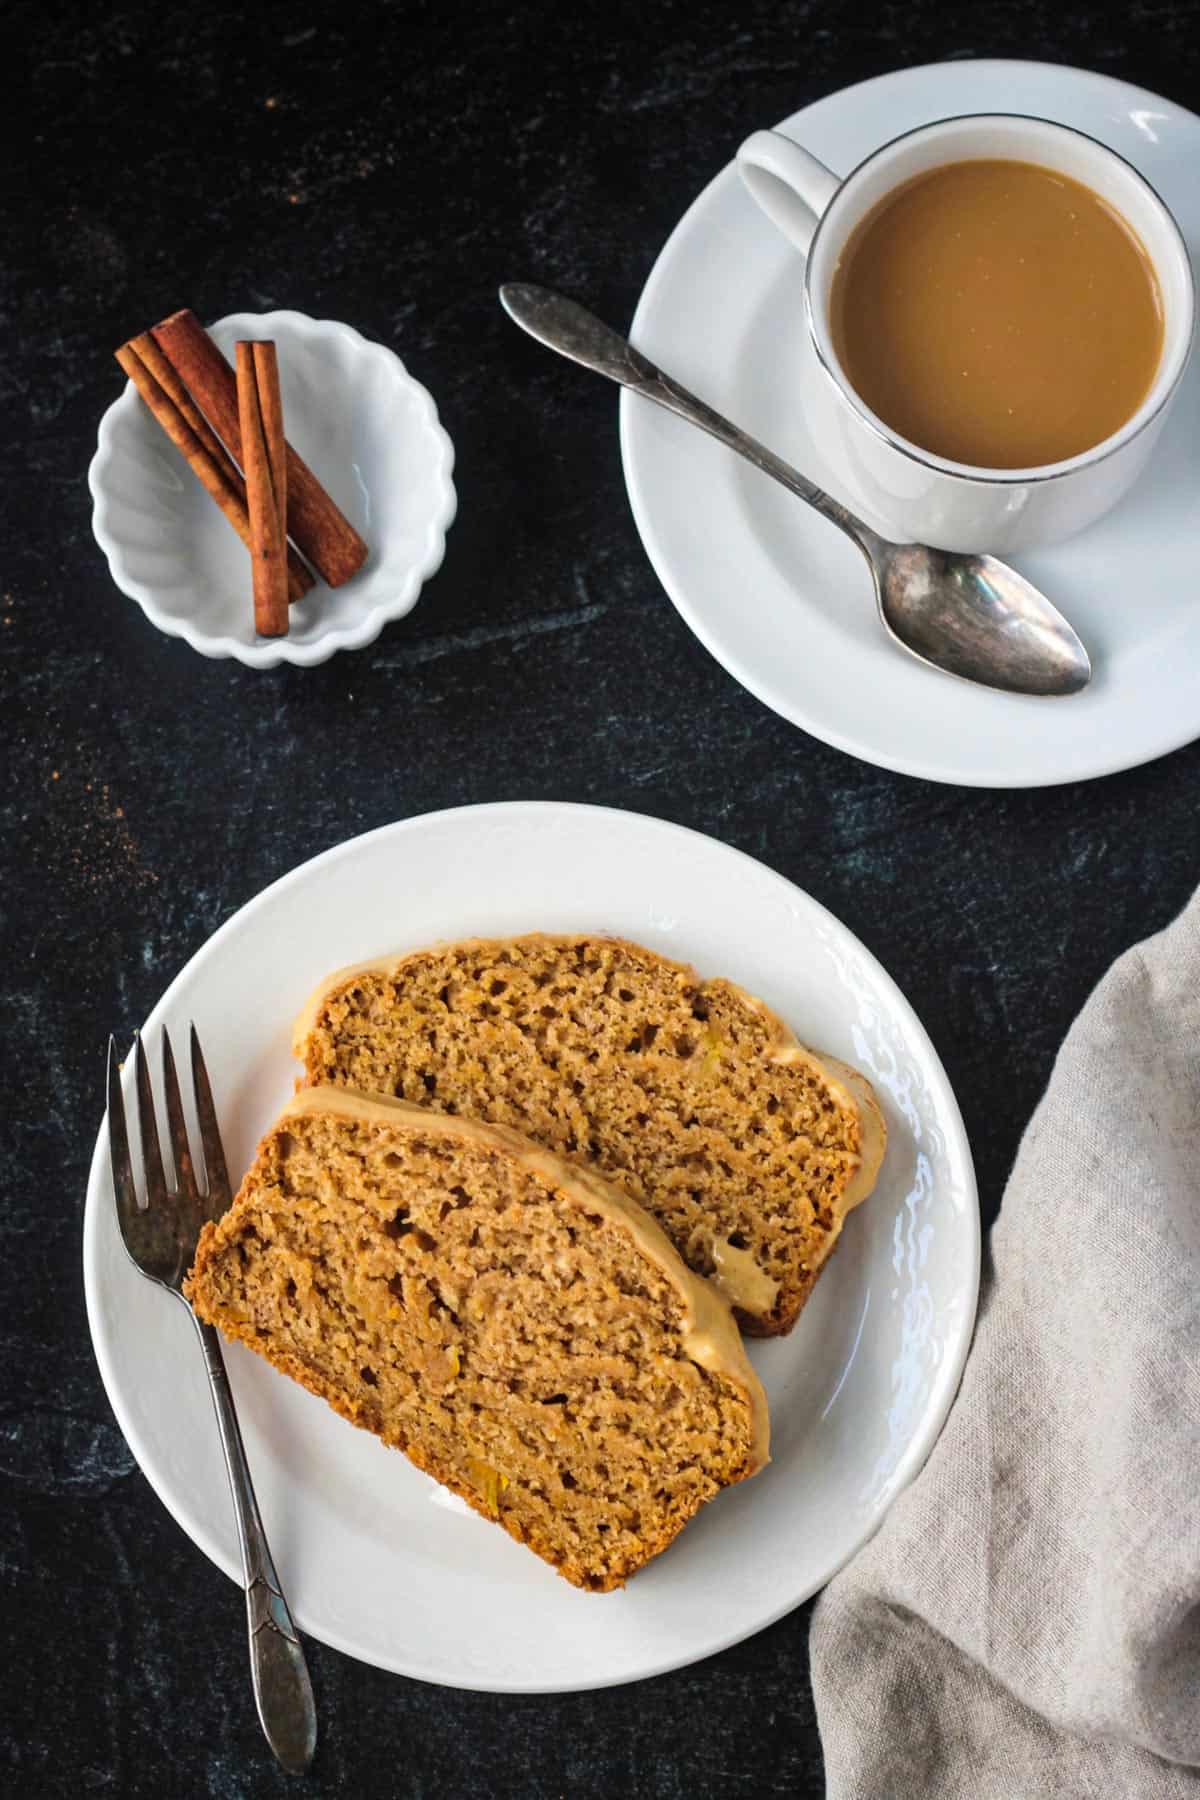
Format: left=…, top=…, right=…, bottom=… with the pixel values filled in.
left=293, top=934, right=887, bottom=1335
left=185, top=1086, right=768, bottom=1592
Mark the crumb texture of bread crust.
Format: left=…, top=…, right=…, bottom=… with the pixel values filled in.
left=185, top=1087, right=768, bottom=1592
left=293, top=934, right=887, bottom=1334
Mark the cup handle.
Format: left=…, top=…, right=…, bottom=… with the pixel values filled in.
left=736, top=130, right=840, bottom=255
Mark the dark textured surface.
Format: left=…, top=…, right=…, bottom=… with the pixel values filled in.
left=5, top=0, right=1200, bottom=1792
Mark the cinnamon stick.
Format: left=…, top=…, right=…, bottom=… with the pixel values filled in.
left=133, top=332, right=243, bottom=492
left=236, top=341, right=289, bottom=636
left=115, top=334, right=314, bottom=603
left=152, top=308, right=368, bottom=587
left=253, top=342, right=287, bottom=542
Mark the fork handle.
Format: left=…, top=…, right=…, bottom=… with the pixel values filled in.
left=193, top=1315, right=317, bottom=1774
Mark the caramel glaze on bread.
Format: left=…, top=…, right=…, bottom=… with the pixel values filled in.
left=186, top=1087, right=768, bottom=1592
left=293, top=935, right=887, bottom=1335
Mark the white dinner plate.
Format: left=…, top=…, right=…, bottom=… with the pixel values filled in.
left=83, top=803, right=978, bottom=1691
left=620, top=62, right=1200, bottom=787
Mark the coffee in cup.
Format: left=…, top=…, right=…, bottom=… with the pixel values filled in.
left=828, top=158, right=1163, bottom=469
left=735, top=115, right=1194, bottom=553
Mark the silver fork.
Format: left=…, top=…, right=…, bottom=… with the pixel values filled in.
left=107, top=1026, right=317, bottom=1775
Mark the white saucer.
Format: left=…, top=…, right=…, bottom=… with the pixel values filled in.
left=620, top=62, right=1200, bottom=788
left=83, top=803, right=978, bottom=1692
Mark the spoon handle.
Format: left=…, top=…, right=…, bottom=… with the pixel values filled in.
left=499, top=283, right=876, bottom=555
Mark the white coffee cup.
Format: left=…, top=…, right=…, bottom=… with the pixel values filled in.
left=736, top=115, right=1194, bottom=553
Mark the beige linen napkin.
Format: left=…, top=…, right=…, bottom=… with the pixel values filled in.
left=811, top=890, right=1200, bottom=1798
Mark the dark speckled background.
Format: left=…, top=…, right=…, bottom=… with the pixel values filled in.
left=5, top=0, right=1200, bottom=1792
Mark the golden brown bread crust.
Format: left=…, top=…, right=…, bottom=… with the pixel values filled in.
left=293, top=933, right=887, bottom=1335
left=187, top=1087, right=768, bottom=1591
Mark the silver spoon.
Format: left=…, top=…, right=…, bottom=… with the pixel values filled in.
left=499, top=283, right=1092, bottom=697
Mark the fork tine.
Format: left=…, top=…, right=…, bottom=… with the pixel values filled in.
left=189, top=1023, right=232, bottom=1211
left=161, top=1026, right=201, bottom=1209
left=134, top=1031, right=168, bottom=1211
left=107, top=1036, right=142, bottom=1239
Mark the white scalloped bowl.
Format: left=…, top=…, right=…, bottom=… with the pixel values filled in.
left=88, top=311, right=456, bottom=667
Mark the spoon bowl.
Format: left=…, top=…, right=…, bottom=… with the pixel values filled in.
left=875, top=544, right=1091, bottom=696
left=500, top=283, right=1092, bottom=698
